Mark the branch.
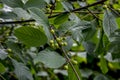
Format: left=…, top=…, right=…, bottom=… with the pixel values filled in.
left=0, top=0, right=107, bottom=25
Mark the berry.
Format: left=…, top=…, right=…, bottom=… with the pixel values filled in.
left=56, top=37, right=61, bottom=42
left=63, top=42, right=67, bottom=46
left=64, top=65, right=68, bottom=70
left=50, top=29, right=55, bottom=34
left=71, top=59, right=78, bottom=65
left=55, top=43, right=59, bottom=48
left=49, top=40, right=54, bottom=44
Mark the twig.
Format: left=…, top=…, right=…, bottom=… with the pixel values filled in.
left=86, top=8, right=102, bottom=21
left=50, top=26, right=81, bottom=80
left=0, top=74, right=6, bottom=80
left=0, top=0, right=107, bottom=25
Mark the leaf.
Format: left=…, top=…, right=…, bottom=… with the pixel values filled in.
left=58, top=21, right=75, bottom=33
left=0, top=11, right=17, bottom=19
left=109, top=30, right=120, bottom=59
left=83, top=41, right=95, bottom=55
left=29, top=7, right=49, bottom=27
left=34, top=50, right=66, bottom=68
left=100, top=54, right=108, bottom=74
left=13, top=8, right=31, bottom=20
left=29, top=7, right=52, bottom=40
left=1, top=0, right=24, bottom=8
left=0, top=49, right=8, bottom=60
left=11, top=59, right=33, bottom=80
left=103, top=10, right=118, bottom=37
left=14, top=26, right=47, bottom=47
left=68, top=64, right=81, bottom=80
left=0, top=63, right=6, bottom=73
left=61, top=1, right=73, bottom=11
left=25, top=0, right=46, bottom=9
left=94, top=74, right=109, bottom=80
left=54, top=13, right=69, bottom=25
left=80, top=69, right=93, bottom=78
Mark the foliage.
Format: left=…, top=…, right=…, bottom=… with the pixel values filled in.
left=0, top=0, right=120, bottom=80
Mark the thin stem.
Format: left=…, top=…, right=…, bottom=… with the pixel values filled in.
left=61, top=47, right=81, bottom=80
left=0, top=74, right=6, bottom=80
left=86, top=8, right=102, bottom=21
left=50, top=26, right=81, bottom=80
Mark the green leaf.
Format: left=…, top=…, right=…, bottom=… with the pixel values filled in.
left=0, top=63, right=6, bottom=73
left=68, top=64, right=81, bottom=80
left=61, top=1, right=73, bottom=11
left=13, top=8, right=31, bottom=20
left=0, top=11, right=17, bottom=19
left=58, top=21, right=75, bottom=33
left=29, top=7, right=49, bottom=27
left=25, top=0, right=46, bottom=9
left=29, top=7, right=52, bottom=40
left=83, top=41, right=95, bottom=55
left=103, top=10, right=118, bottom=37
left=94, top=74, right=109, bottom=80
left=34, top=50, right=66, bottom=68
left=6, top=40, right=25, bottom=63
left=100, top=54, right=108, bottom=74
left=80, top=69, right=93, bottom=78
left=0, top=49, right=7, bottom=60
left=1, top=0, right=24, bottom=8
left=109, top=30, right=120, bottom=59
left=11, top=59, right=33, bottom=80
left=14, top=26, right=47, bottom=47
left=54, top=13, right=69, bottom=25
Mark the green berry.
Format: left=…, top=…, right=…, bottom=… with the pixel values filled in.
left=56, top=37, right=61, bottom=42
left=50, top=29, right=55, bottom=34
left=7, top=48, right=12, bottom=52
left=64, top=65, right=68, bottom=70
left=63, top=42, right=67, bottom=46
left=55, top=43, right=59, bottom=48
left=50, top=40, right=54, bottom=44
left=51, top=44, right=55, bottom=48
left=71, top=59, right=78, bottom=65
left=60, top=42, right=64, bottom=46
left=103, top=5, right=108, bottom=9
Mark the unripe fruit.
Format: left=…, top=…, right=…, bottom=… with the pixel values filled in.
left=63, top=42, right=67, bottom=46
left=51, top=44, right=55, bottom=48
left=50, top=29, right=55, bottom=34
left=71, top=59, right=78, bottom=65
left=55, top=43, right=59, bottom=48
left=56, top=37, right=61, bottom=42
left=7, top=48, right=12, bottom=52
left=103, top=5, right=108, bottom=9
left=60, top=42, right=64, bottom=46
left=64, top=65, right=68, bottom=70
left=49, top=40, right=54, bottom=44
